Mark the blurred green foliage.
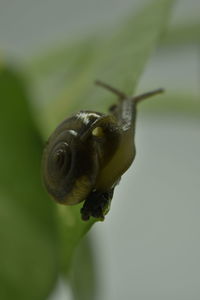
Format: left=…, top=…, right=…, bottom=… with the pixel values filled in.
left=0, top=67, right=58, bottom=300
left=2, top=0, right=199, bottom=299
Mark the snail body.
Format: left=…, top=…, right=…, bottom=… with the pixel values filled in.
left=42, top=81, right=163, bottom=220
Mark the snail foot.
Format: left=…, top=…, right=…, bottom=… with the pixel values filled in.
left=81, top=189, right=114, bottom=221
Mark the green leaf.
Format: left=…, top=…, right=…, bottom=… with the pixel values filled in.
left=27, top=37, right=101, bottom=136
left=57, top=204, right=96, bottom=271
left=27, top=0, right=175, bottom=281
left=0, top=65, right=58, bottom=300
left=162, top=22, right=200, bottom=46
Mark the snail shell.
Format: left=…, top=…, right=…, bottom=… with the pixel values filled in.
left=42, top=111, right=121, bottom=205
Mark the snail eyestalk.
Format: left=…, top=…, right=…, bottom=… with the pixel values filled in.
left=95, top=80, right=164, bottom=103
left=132, top=88, right=164, bottom=104
left=95, top=80, right=127, bottom=99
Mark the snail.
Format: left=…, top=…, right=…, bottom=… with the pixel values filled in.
left=42, top=80, right=163, bottom=221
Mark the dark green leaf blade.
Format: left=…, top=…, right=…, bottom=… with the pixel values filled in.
left=0, top=65, right=58, bottom=300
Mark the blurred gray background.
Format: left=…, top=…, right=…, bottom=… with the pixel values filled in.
left=0, top=0, right=199, bottom=58
left=1, top=0, right=199, bottom=299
